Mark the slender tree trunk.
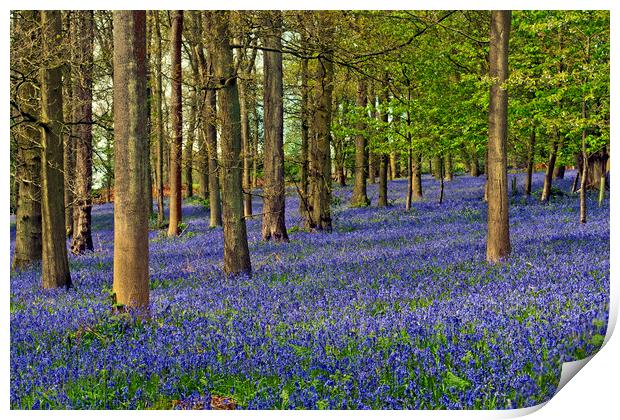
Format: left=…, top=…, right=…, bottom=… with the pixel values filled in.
left=252, top=105, right=259, bottom=189
left=184, top=69, right=198, bottom=199
left=412, top=152, right=423, bottom=201
left=378, top=87, right=389, bottom=207
left=152, top=11, right=165, bottom=227
left=12, top=11, right=42, bottom=270
left=541, top=133, right=559, bottom=202
left=40, top=10, right=71, bottom=288
left=71, top=10, right=94, bottom=255
left=167, top=11, right=183, bottom=236
left=580, top=98, right=588, bottom=224
left=378, top=154, right=388, bottom=207
left=63, top=15, right=75, bottom=238
left=389, top=152, right=398, bottom=180
left=238, top=46, right=256, bottom=219
left=261, top=11, right=288, bottom=242
left=209, top=11, right=251, bottom=275
left=525, top=124, right=535, bottom=195
left=299, top=55, right=310, bottom=217
left=112, top=10, right=150, bottom=309
left=553, top=165, right=565, bottom=180
left=351, top=78, right=369, bottom=207
left=439, top=159, right=445, bottom=204
left=486, top=10, right=512, bottom=263
left=432, top=155, right=442, bottom=179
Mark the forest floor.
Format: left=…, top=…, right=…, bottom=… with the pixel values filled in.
left=9, top=170, right=609, bottom=409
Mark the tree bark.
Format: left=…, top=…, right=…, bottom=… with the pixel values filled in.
left=351, top=78, right=369, bottom=207
left=445, top=153, right=453, bottom=181
left=524, top=124, right=535, bottom=195
left=198, top=18, right=223, bottom=228
left=167, top=11, right=183, bottom=236
left=40, top=10, right=71, bottom=288
left=580, top=98, right=588, bottom=224
left=112, top=10, right=150, bottom=310
left=378, top=87, right=389, bottom=207
left=299, top=53, right=310, bottom=216
left=412, top=152, right=423, bottom=201
left=306, top=14, right=335, bottom=232
left=486, top=10, right=512, bottom=263
left=71, top=10, right=94, bottom=255
left=12, top=10, right=42, bottom=270
left=64, top=13, right=75, bottom=238
left=261, top=12, right=288, bottom=242
left=541, top=133, right=559, bottom=202
left=152, top=11, right=165, bottom=227
left=209, top=11, right=251, bottom=275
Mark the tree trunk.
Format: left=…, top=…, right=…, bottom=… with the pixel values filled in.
left=261, top=11, right=288, bottom=242
left=541, top=133, right=559, bottom=202
left=432, top=155, right=442, bottom=179
left=63, top=15, right=75, bottom=237
left=152, top=11, right=165, bottom=227
left=389, top=152, right=398, bottom=180
left=112, top=10, right=150, bottom=309
left=580, top=98, right=588, bottom=224
left=524, top=124, right=535, bottom=195
left=299, top=55, right=310, bottom=217
left=470, top=149, right=479, bottom=176
left=40, top=10, right=71, bottom=288
left=412, top=153, right=423, bottom=201
left=486, top=10, right=512, bottom=263
left=184, top=71, right=197, bottom=199
left=351, top=78, right=369, bottom=207
left=209, top=11, right=251, bottom=275
left=378, top=155, right=388, bottom=207
left=378, top=87, right=389, bottom=207
left=307, top=17, right=335, bottom=232
left=238, top=46, right=256, bottom=219
left=71, top=10, right=94, bottom=255
left=197, top=24, right=223, bottom=228
left=445, top=153, right=453, bottom=181
left=439, top=160, right=445, bottom=204
left=553, top=165, right=565, bottom=180
left=167, top=11, right=183, bottom=236
left=12, top=11, right=42, bottom=270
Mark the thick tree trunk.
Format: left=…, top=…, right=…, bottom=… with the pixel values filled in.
left=209, top=11, right=252, bottom=275
left=389, top=152, right=398, bottom=180
left=486, top=10, right=512, bottom=263
left=351, top=78, right=369, bottom=207
left=71, top=10, right=94, bottom=255
left=445, top=153, right=453, bottom=181
left=12, top=11, right=43, bottom=270
left=167, top=11, right=183, bottom=236
left=261, top=11, right=288, bottom=242
left=307, top=20, right=334, bottom=232
left=470, top=148, right=479, bottom=176
left=40, top=10, right=71, bottom=288
left=432, top=155, right=442, bottom=180
left=525, top=124, right=535, bottom=195
left=541, top=133, right=559, bottom=202
left=152, top=11, right=165, bottom=227
left=112, top=10, right=150, bottom=309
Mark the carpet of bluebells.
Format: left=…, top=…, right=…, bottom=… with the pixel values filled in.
left=9, top=171, right=609, bottom=409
